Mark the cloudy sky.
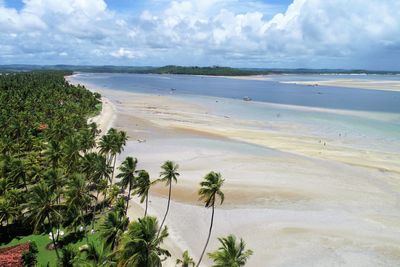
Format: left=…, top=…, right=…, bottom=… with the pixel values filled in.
left=0, top=0, right=399, bottom=70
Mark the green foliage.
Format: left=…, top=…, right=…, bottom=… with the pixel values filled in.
left=22, top=241, right=39, bottom=267
left=116, top=216, right=170, bottom=267
left=145, top=65, right=255, bottom=76
left=60, top=244, right=78, bottom=267
left=208, top=235, right=253, bottom=267
left=176, top=250, right=195, bottom=267
left=199, top=172, right=225, bottom=208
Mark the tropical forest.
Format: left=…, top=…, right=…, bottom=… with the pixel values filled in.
left=0, top=71, right=252, bottom=267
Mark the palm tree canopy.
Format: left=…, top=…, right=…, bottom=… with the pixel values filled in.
left=99, top=133, right=114, bottom=156
left=159, top=161, right=179, bottom=185
left=100, top=211, right=129, bottom=250
left=133, top=170, right=151, bottom=203
left=176, top=250, right=196, bottom=267
left=25, top=181, right=62, bottom=231
left=198, top=172, right=225, bottom=208
left=65, top=173, right=93, bottom=212
left=208, top=235, right=253, bottom=267
left=116, top=216, right=170, bottom=267
left=116, top=157, right=137, bottom=190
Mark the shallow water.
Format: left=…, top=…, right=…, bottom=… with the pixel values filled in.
left=74, top=73, right=400, bottom=113
left=73, top=73, right=400, bottom=154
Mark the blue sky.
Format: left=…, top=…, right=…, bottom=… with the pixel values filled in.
left=1, top=0, right=399, bottom=70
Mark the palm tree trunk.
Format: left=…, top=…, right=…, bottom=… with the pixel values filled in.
left=111, top=154, right=117, bottom=186
left=47, top=215, right=60, bottom=260
left=23, top=177, right=28, bottom=192
left=102, top=189, right=108, bottom=213
left=144, top=194, right=148, bottom=217
left=125, top=182, right=132, bottom=215
left=196, top=204, right=215, bottom=267
left=82, top=209, right=88, bottom=242
left=158, top=182, right=172, bottom=237
left=92, top=191, right=99, bottom=230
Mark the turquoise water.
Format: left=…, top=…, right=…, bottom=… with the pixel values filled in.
left=73, top=73, right=400, bottom=153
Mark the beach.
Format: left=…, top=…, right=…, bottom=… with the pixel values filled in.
left=69, top=75, right=400, bottom=267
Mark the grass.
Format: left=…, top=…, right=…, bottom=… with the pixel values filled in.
left=2, top=233, right=58, bottom=267
left=0, top=215, right=105, bottom=267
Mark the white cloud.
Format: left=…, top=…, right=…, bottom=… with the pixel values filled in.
left=110, top=48, right=142, bottom=59
left=0, top=0, right=399, bottom=69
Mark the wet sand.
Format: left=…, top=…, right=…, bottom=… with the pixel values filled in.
left=69, top=76, right=400, bottom=266
left=282, top=79, right=400, bottom=92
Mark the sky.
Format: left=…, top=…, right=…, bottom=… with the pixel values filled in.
left=0, top=0, right=399, bottom=70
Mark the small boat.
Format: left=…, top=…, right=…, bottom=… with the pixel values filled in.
left=243, top=96, right=252, bottom=101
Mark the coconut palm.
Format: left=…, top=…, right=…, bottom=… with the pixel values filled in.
left=62, top=135, right=82, bottom=174
left=77, top=242, right=114, bottom=266
left=45, top=141, right=63, bottom=169
left=99, top=133, right=114, bottom=164
left=65, top=173, right=94, bottom=240
left=107, top=185, right=121, bottom=207
left=25, top=181, right=63, bottom=259
left=157, top=161, right=179, bottom=236
left=43, top=169, right=65, bottom=204
left=176, top=250, right=196, bottom=267
left=116, top=216, right=170, bottom=267
left=79, top=128, right=96, bottom=154
left=196, top=172, right=225, bottom=267
left=99, top=211, right=129, bottom=251
left=0, top=198, right=17, bottom=226
left=208, top=235, right=253, bottom=267
left=113, top=197, right=127, bottom=218
left=110, top=130, right=128, bottom=184
left=133, top=170, right=151, bottom=216
left=8, top=158, right=28, bottom=192
left=116, top=157, right=137, bottom=215
left=60, top=244, right=78, bottom=267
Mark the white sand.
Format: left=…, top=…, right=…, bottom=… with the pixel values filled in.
left=282, top=79, right=400, bottom=92
left=71, top=78, right=400, bottom=266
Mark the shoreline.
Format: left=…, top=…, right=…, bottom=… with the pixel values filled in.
left=69, top=75, right=400, bottom=266
left=281, top=79, right=400, bottom=92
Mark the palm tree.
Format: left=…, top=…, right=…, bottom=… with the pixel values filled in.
left=77, top=242, right=113, bottom=266
left=60, top=245, right=78, bottom=267
left=107, top=185, right=121, bottom=207
left=133, top=170, right=151, bottom=216
left=43, top=169, right=65, bottom=204
left=45, top=140, right=62, bottom=169
left=196, top=172, right=225, bottom=267
left=99, top=133, right=114, bottom=164
left=8, top=158, right=28, bottom=192
left=176, top=250, right=196, bottom=267
left=157, top=161, right=179, bottom=236
left=62, top=135, right=82, bottom=174
left=113, top=197, right=127, bottom=218
left=116, top=157, right=137, bottom=215
left=79, top=128, right=96, bottom=154
left=99, top=211, right=129, bottom=251
left=116, top=216, right=170, bottom=267
left=208, top=235, right=253, bottom=267
left=110, top=130, right=128, bottom=184
left=25, top=181, right=63, bottom=259
left=0, top=198, right=17, bottom=227
left=99, top=129, right=127, bottom=186
left=65, top=174, right=94, bottom=240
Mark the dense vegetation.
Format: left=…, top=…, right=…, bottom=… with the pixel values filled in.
left=0, top=72, right=253, bottom=266
left=2, top=64, right=399, bottom=75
